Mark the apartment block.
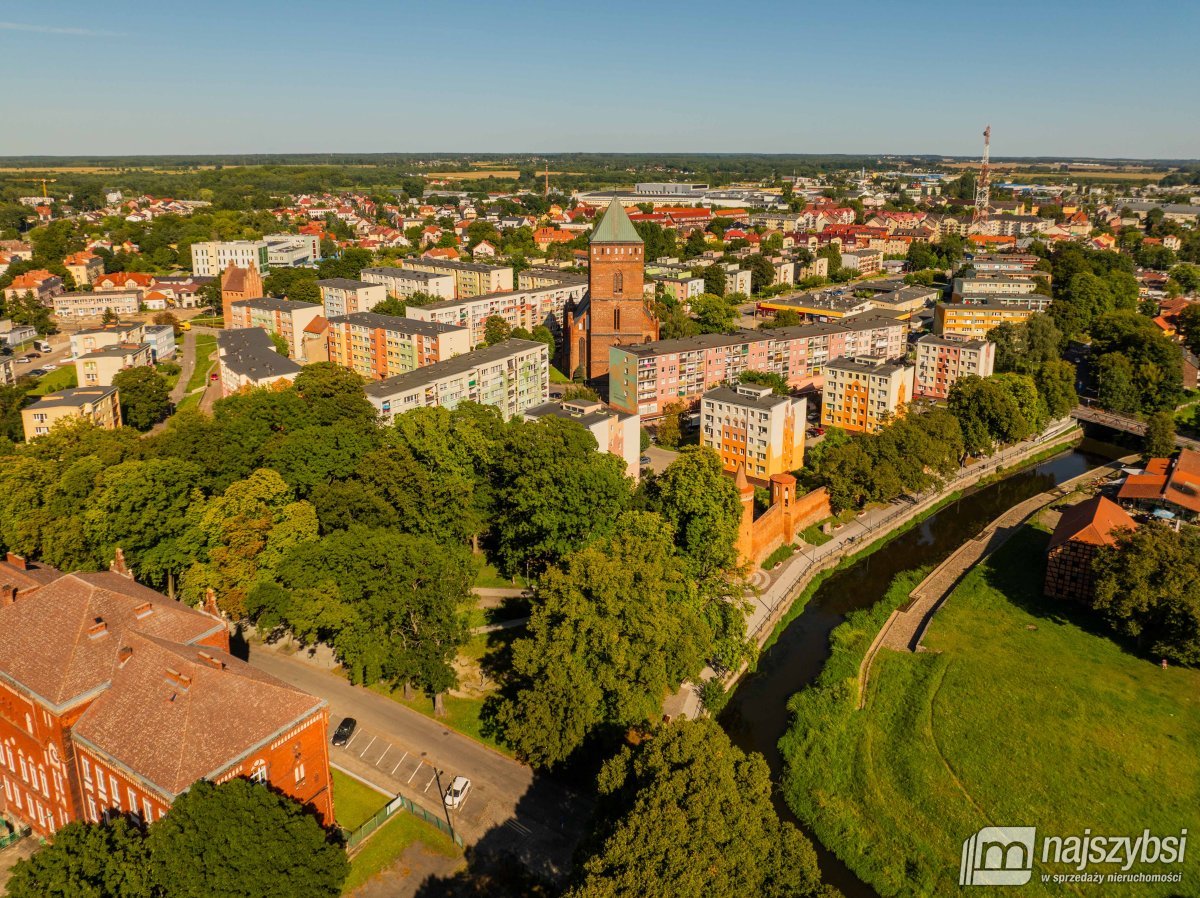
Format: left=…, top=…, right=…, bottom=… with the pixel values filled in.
left=821, top=356, right=915, bottom=434
left=609, top=313, right=907, bottom=418
left=22, top=386, right=122, bottom=440
left=364, top=338, right=548, bottom=422
left=326, top=311, right=470, bottom=380
left=935, top=299, right=1048, bottom=339
left=142, top=324, right=176, bottom=361
left=265, top=233, right=320, bottom=267
left=701, top=383, right=806, bottom=482
left=75, top=343, right=153, bottom=387
left=216, top=328, right=303, bottom=396
left=317, top=278, right=388, bottom=318
left=63, top=251, right=104, bottom=287
left=191, top=240, right=269, bottom=277
left=839, top=248, right=883, bottom=275
left=968, top=253, right=1042, bottom=275
left=227, top=297, right=323, bottom=358
left=360, top=266, right=455, bottom=301
left=53, top=291, right=141, bottom=319
left=71, top=324, right=145, bottom=358
left=523, top=398, right=641, bottom=477
left=914, top=334, right=996, bottom=399
left=406, top=280, right=588, bottom=348
left=401, top=258, right=513, bottom=298
left=951, top=274, right=1039, bottom=300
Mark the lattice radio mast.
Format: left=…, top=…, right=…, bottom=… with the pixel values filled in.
left=973, top=125, right=991, bottom=225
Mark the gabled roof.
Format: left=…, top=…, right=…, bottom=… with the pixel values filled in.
left=590, top=199, right=643, bottom=245
left=73, top=632, right=323, bottom=797
left=1048, top=496, right=1136, bottom=550
left=0, top=571, right=225, bottom=709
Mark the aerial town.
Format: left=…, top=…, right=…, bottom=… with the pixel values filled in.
left=2, top=6, right=1199, bottom=898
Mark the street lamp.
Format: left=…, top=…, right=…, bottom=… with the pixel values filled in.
left=432, top=768, right=455, bottom=838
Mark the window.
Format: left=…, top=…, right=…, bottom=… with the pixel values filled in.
left=250, top=760, right=268, bottom=784
left=613, top=308, right=621, bottom=331
left=613, top=271, right=623, bottom=294
left=293, top=762, right=306, bottom=784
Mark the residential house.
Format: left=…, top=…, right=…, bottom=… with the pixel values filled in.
left=75, top=344, right=153, bottom=387
left=326, top=311, right=470, bottom=380
left=228, top=297, right=322, bottom=359
left=914, top=334, right=996, bottom=399
left=191, top=240, right=269, bottom=277
left=1116, top=449, right=1200, bottom=523
left=71, top=324, right=146, bottom=358
left=935, top=299, right=1048, bottom=339
left=401, top=259, right=513, bottom=298
left=54, top=291, right=141, bottom=319
left=142, top=324, right=176, bottom=361
left=316, top=278, right=388, bottom=318
left=359, top=267, right=456, bottom=301
left=216, top=328, right=302, bottom=396
left=22, top=387, right=122, bottom=440
left=4, top=271, right=63, bottom=305
left=63, top=252, right=104, bottom=287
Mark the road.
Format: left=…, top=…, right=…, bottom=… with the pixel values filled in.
left=246, top=645, right=589, bottom=881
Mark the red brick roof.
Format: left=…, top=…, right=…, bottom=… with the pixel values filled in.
left=7, top=269, right=56, bottom=289
left=72, top=632, right=323, bottom=796
left=0, top=571, right=225, bottom=707
left=1164, top=448, right=1200, bottom=514
left=1048, top=496, right=1136, bottom=550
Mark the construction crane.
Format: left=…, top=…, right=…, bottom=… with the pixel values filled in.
left=972, top=126, right=991, bottom=225
left=544, top=161, right=550, bottom=200
left=16, top=177, right=57, bottom=199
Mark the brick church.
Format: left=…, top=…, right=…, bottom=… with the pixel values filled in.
left=565, top=200, right=659, bottom=382
left=0, top=552, right=334, bottom=838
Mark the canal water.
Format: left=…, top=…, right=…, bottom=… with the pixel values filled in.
left=719, top=441, right=1119, bottom=898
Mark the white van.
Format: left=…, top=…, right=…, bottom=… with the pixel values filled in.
left=34, top=340, right=53, bottom=353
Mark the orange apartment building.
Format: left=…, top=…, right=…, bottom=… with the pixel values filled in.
left=821, top=355, right=915, bottom=434
left=325, top=311, right=470, bottom=380
left=0, top=554, right=333, bottom=837
left=700, top=383, right=806, bottom=483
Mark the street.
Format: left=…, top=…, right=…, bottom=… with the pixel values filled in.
left=246, top=645, right=590, bottom=881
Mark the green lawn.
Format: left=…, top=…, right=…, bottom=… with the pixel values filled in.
left=780, top=527, right=1200, bottom=897
left=798, top=521, right=834, bottom=546
left=175, top=391, right=203, bottom=413
left=332, top=769, right=389, bottom=832
left=185, top=335, right=217, bottom=392
left=549, top=365, right=571, bottom=384
left=472, top=559, right=529, bottom=590
left=28, top=366, right=78, bottom=395
left=341, top=809, right=460, bottom=894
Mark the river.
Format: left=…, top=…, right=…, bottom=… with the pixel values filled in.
left=718, top=439, right=1123, bottom=897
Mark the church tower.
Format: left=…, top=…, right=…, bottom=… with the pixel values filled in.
left=583, top=200, right=658, bottom=380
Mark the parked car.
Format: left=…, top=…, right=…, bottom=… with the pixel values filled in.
left=444, top=775, right=471, bottom=809
left=27, top=369, right=47, bottom=377
left=210, top=371, right=219, bottom=382
left=640, top=455, right=652, bottom=465
left=23, top=352, right=40, bottom=361
left=42, top=363, right=57, bottom=371
left=331, top=717, right=357, bottom=747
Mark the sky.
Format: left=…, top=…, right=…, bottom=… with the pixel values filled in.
left=2, top=0, right=1198, bottom=159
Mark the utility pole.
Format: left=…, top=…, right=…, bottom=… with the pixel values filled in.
left=973, top=125, right=991, bottom=226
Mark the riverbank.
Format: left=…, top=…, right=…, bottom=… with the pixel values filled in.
left=778, top=524, right=1200, bottom=897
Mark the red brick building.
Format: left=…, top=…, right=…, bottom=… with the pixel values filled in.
left=566, top=200, right=659, bottom=381
left=221, top=263, right=264, bottom=325
left=0, top=553, right=333, bottom=838
left=1043, top=496, right=1137, bottom=601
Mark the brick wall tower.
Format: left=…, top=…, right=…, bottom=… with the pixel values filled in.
left=584, top=200, right=657, bottom=380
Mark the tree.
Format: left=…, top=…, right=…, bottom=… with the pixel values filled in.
left=739, top=370, right=790, bottom=395
left=152, top=311, right=182, bottom=336
left=746, top=254, right=776, bottom=294
left=494, top=513, right=709, bottom=767
left=947, top=375, right=1025, bottom=456
left=655, top=401, right=686, bottom=450
left=147, top=779, right=348, bottom=898
left=1169, top=263, right=1200, bottom=294
left=112, top=366, right=172, bottom=431
left=530, top=324, right=556, bottom=353
left=1092, top=524, right=1200, bottom=664
left=370, top=295, right=406, bottom=316
left=1037, top=359, right=1079, bottom=420
left=1176, top=302, right=1200, bottom=356
left=690, top=293, right=735, bottom=334
left=760, top=308, right=802, bottom=329
left=700, top=263, right=726, bottom=297
left=683, top=230, right=707, bottom=259
left=484, top=315, right=512, bottom=346
left=1143, top=411, right=1176, bottom=459
left=268, top=330, right=290, bottom=357
left=816, top=244, right=841, bottom=271
left=101, top=307, right=120, bottom=325
left=1095, top=352, right=1139, bottom=414
left=566, top=719, right=827, bottom=898
left=491, top=416, right=632, bottom=578
left=651, top=448, right=742, bottom=582
left=7, top=818, right=153, bottom=898
left=292, top=363, right=374, bottom=425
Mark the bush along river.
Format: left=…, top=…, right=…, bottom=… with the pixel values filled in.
left=718, top=438, right=1124, bottom=898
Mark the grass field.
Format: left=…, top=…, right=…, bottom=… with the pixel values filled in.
left=780, top=526, right=1200, bottom=897
left=433, top=170, right=521, bottom=180
left=332, top=769, right=389, bottom=832
left=341, top=810, right=460, bottom=894
left=28, top=366, right=77, bottom=395
left=185, top=334, right=217, bottom=392
left=331, top=770, right=461, bottom=894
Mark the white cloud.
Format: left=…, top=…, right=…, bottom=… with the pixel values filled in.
left=0, top=21, right=123, bottom=37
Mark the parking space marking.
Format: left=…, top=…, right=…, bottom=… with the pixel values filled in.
left=376, top=744, right=390, bottom=766
left=423, top=770, right=438, bottom=793
left=406, top=760, right=424, bottom=784
left=358, top=735, right=377, bottom=757
left=391, top=751, right=408, bottom=775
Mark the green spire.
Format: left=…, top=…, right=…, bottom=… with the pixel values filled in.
left=590, top=199, right=643, bottom=244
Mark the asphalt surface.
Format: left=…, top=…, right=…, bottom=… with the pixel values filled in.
left=246, top=645, right=590, bottom=882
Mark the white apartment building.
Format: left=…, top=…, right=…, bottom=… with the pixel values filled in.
left=265, top=234, right=321, bottom=267
left=191, top=240, right=269, bottom=277
left=524, top=398, right=641, bottom=478
left=914, top=334, right=995, bottom=400
left=821, top=355, right=915, bottom=434
left=701, top=383, right=806, bottom=481
left=360, top=267, right=456, bottom=301
left=317, top=278, right=389, bottom=318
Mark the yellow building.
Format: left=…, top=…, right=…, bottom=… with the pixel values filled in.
left=934, top=300, right=1044, bottom=339
left=821, top=356, right=914, bottom=434
left=701, top=383, right=806, bottom=482
left=401, top=259, right=513, bottom=299
left=74, top=343, right=153, bottom=387
left=22, top=386, right=121, bottom=440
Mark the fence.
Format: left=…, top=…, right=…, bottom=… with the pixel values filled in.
left=0, top=817, right=31, bottom=850
left=343, top=793, right=464, bottom=853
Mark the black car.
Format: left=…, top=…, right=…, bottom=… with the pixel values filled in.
left=331, top=717, right=357, bottom=747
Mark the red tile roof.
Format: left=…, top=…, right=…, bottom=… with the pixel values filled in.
left=72, top=632, right=323, bottom=796
left=1164, top=448, right=1200, bottom=514
left=1048, top=496, right=1136, bottom=550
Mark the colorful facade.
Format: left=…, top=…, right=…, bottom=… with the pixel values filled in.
left=701, top=383, right=806, bottom=482
left=821, top=355, right=915, bottom=434
left=914, top=334, right=996, bottom=399
left=326, top=311, right=470, bottom=380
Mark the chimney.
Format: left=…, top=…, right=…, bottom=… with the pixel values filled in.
left=88, top=618, right=108, bottom=640
left=5, top=552, right=27, bottom=570
left=1, top=584, right=15, bottom=607
left=133, top=601, right=154, bottom=620
left=164, top=668, right=192, bottom=691
left=203, top=588, right=220, bottom=618
left=196, top=651, right=225, bottom=671
left=117, top=646, right=133, bottom=667
left=109, top=547, right=132, bottom=579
